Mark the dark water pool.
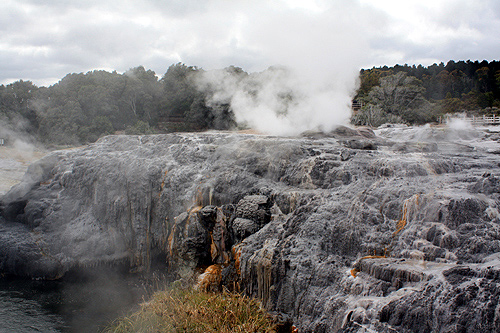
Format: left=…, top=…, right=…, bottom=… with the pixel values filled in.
left=0, top=268, right=156, bottom=332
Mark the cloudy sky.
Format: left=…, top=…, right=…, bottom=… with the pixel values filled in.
left=1, top=0, right=499, bottom=87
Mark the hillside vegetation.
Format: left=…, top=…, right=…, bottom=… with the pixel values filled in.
left=1, top=60, right=499, bottom=146
left=0, top=63, right=238, bottom=147
left=352, top=60, right=500, bottom=126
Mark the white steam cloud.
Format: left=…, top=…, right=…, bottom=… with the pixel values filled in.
left=198, top=65, right=358, bottom=135
left=195, top=0, right=369, bottom=136
left=446, top=117, right=474, bottom=131
left=0, top=118, right=37, bottom=154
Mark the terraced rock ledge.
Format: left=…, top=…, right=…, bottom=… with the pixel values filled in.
left=2, top=125, right=500, bottom=332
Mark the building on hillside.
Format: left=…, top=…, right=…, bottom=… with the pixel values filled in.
left=351, top=100, right=363, bottom=114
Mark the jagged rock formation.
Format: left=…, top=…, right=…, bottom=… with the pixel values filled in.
left=2, top=125, right=500, bottom=332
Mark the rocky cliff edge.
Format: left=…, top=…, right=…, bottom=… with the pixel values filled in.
left=2, top=126, right=500, bottom=332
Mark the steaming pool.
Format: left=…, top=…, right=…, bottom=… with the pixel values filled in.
left=0, top=146, right=150, bottom=332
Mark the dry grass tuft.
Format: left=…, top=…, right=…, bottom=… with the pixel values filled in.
left=106, top=287, right=280, bottom=333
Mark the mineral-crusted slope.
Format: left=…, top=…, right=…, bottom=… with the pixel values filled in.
left=2, top=126, right=500, bottom=332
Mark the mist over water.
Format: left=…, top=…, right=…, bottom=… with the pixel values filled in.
left=0, top=149, right=151, bottom=332
left=0, top=269, right=152, bottom=333
left=0, top=285, right=63, bottom=332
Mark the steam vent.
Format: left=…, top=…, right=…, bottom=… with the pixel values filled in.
left=2, top=125, right=500, bottom=332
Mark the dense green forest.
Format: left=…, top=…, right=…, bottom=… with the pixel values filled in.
left=1, top=60, right=500, bottom=147
left=352, top=60, right=500, bottom=126
left=0, top=63, right=237, bottom=147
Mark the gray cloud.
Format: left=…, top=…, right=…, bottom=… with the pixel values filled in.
left=0, top=0, right=499, bottom=87
left=361, top=0, right=500, bottom=67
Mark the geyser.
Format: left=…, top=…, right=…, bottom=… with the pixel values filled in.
left=198, top=66, right=356, bottom=136
left=193, top=0, right=369, bottom=136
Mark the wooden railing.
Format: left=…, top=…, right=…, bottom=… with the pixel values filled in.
left=476, top=115, right=500, bottom=125
left=443, top=114, right=500, bottom=126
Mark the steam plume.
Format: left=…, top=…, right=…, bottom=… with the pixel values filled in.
left=196, top=1, right=369, bottom=136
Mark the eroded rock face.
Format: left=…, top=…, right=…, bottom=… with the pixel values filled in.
left=2, top=126, right=500, bottom=332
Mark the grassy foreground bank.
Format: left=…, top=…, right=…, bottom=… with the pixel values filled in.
left=105, top=287, right=282, bottom=333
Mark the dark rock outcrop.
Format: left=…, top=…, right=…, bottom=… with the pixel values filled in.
left=2, top=126, right=500, bottom=332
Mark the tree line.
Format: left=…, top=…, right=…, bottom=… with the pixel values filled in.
left=0, top=63, right=237, bottom=147
left=1, top=60, right=500, bottom=147
left=352, top=60, right=500, bottom=126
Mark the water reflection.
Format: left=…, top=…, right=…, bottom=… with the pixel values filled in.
left=0, top=288, right=63, bottom=332
left=0, top=267, right=156, bottom=332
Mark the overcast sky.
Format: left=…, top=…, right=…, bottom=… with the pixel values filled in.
left=1, top=0, right=499, bottom=87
